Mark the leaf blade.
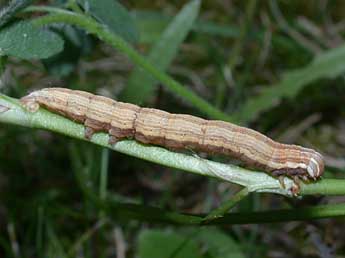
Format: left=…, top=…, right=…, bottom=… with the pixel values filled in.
left=78, top=0, right=139, bottom=43
left=0, top=20, right=64, bottom=59
left=120, top=0, right=201, bottom=103
left=138, top=230, right=201, bottom=258
left=236, top=44, right=345, bottom=123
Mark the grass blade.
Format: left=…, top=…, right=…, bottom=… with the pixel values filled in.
left=120, top=0, right=201, bottom=103
left=236, top=44, right=345, bottom=123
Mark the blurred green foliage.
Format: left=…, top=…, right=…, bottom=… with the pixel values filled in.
left=120, top=0, right=200, bottom=103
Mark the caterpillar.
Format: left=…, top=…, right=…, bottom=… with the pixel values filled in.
left=20, top=87, right=324, bottom=182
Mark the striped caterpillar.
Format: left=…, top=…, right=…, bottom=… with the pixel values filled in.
left=20, top=87, right=324, bottom=183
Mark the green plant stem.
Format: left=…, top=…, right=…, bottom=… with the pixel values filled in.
left=0, top=96, right=345, bottom=224
left=0, top=95, right=344, bottom=197
left=300, top=179, right=345, bottom=196
left=68, top=218, right=109, bottom=257
left=86, top=187, right=345, bottom=225
left=99, top=148, right=109, bottom=218
left=99, top=149, right=109, bottom=201
left=24, top=6, right=232, bottom=122
left=66, top=0, right=83, bottom=14
left=210, top=202, right=345, bottom=225
left=203, top=187, right=249, bottom=222
left=0, top=94, right=301, bottom=196
left=101, top=200, right=345, bottom=225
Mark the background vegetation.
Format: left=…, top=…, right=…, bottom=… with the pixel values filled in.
left=0, top=0, right=344, bottom=257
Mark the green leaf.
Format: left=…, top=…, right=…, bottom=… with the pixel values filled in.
left=78, top=0, right=139, bottom=43
left=138, top=230, right=201, bottom=258
left=131, top=10, right=240, bottom=44
left=236, top=44, right=345, bottom=123
left=131, top=11, right=171, bottom=44
left=120, top=0, right=201, bottom=103
left=0, top=20, right=64, bottom=59
left=194, top=228, right=245, bottom=258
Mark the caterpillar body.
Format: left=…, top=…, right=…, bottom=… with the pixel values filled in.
left=20, top=88, right=324, bottom=182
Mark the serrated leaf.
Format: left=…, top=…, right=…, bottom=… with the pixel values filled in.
left=78, top=0, right=138, bottom=43
left=0, top=20, right=64, bottom=59
left=236, top=44, right=345, bottom=123
left=138, top=230, right=201, bottom=258
left=120, top=0, right=200, bottom=103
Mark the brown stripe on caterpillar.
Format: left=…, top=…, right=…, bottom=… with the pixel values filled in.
left=20, top=87, right=325, bottom=183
